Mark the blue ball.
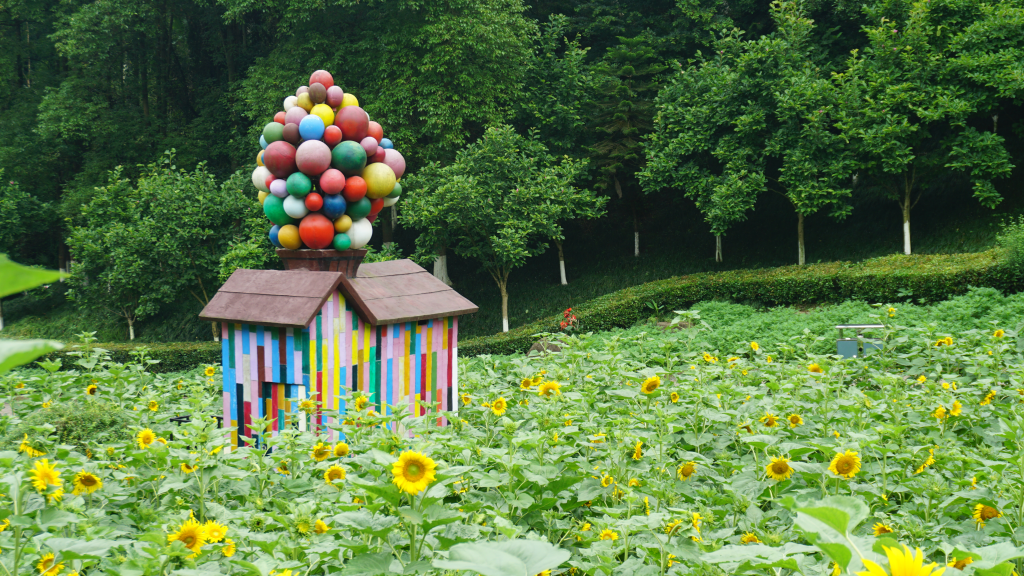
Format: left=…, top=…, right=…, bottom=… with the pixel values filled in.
left=260, top=135, right=268, bottom=149
left=322, top=194, right=347, bottom=220
left=379, top=138, right=394, bottom=149
left=269, top=225, right=283, bottom=248
left=299, top=115, right=326, bottom=141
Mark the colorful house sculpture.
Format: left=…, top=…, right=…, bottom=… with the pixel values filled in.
left=199, top=255, right=478, bottom=446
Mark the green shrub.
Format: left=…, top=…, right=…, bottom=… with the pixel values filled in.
left=44, top=341, right=221, bottom=373
left=997, top=215, right=1024, bottom=281
left=3, top=400, right=133, bottom=454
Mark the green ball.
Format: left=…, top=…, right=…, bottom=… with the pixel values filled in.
left=387, top=182, right=402, bottom=199
left=331, top=141, right=367, bottom=174
left=332, top=232, right=352, bottom=251
left=286, top=172, right=312, bottom=197
left=263, top=122, right=284, bottom=144
left=346, top=197, right=372, bottom=220
left=263, top=194, right=296, bottom=226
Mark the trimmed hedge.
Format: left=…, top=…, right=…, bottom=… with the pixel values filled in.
left=45, top=341, right=221, bottom=373
left=459, top=250, right=1021, bottom=356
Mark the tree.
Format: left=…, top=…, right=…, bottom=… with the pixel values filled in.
left=833, top=0, right=1016, bottom=255
left=402, top=125, right=590, bottom=332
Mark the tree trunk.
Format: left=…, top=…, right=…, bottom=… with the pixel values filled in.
left=212, top=322, right=219, bottom=342
left=715, top=235, right=722, bottom=263
left=128, top=318, right=136, bottom=341
left=25, top=23, right=30, bottom=87
left=382, top=207, right=394, bottom=243
left=497, top=276, right=509, bottom=333
left=433, top=246, right=452, bottom=286
left=555, top=240, right=567, bottom=285
left=902, top=187, right=911, bottom=255
left=138, top=38, right=150, bottom=117
left=797, top=212, right=805, bottom=265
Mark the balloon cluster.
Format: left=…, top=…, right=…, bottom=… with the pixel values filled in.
left=251, top=70, right=406, bottom=251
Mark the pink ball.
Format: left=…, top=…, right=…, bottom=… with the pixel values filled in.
left=296, top=86, right=309, bottom=96
left=319, top=168, right=346, bottom=195
left=309, top=70, right=334, bottom=90
left=383, top=149, right=406, bottom=179
left=284, top=106, right=308, bottom=126
left=326, top=85, right=344, bottom=108
left=264, top=141, right=297, bottom=179
left=296, top=140, right=332, bottom=176
left=360, top=136, right=379, bottom=157
left=369, top=147, right=386, bottom=164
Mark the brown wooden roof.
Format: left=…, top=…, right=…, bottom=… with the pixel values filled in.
left=199, top=260, right=478, bottom=328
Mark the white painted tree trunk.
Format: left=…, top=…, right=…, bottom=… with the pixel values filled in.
left=715, top=235, right=722, bottom=263
left=433, top=251, right=452, bottom=286
left=500, top=282, right=509, bottom=333
left=903, top=219, right=911, bottom=255
left=634, top=232, right=640, bottom=257
left=556, top=241, right=567, bottom=285
left=213, top=322, right=220, bottom=342
left=797, top=212, right=806, bottom=265
left=128, top=320, right=135, bottom=341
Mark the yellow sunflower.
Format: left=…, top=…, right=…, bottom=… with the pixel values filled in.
left=490, top=397, right=508, bottom=416
left=299, top=399, right=317, bottom=414
left=691, top=512, right=702, bottom=530
left=276, top=461, right=290, bottom=475
left=631, top=441, right=643, bottom=460
left=30, top=459, right=61, bottom=493
left=461, top=393, right=471, bottom=405
left=917, top=375, right=927, bottom=383
left=788, top=414, right=803, bottom=428
left=949, top=401, right=963, bottom=416
left=677, top=461, right=697, bottom=481
left=664, top=519, right=683, bottom=534
left=993, top=329, right=1005, bottom=338
left=628, top=478, right=641, bottom=487
left=980, top=390, right=996, bottom=406
left=37, top=553, right=64, bottom=576
left=204, top=520, right=228, bottom=543
left=641, top=375, right=660, bottom=394
left=670, top=392, right=679, bottom=403
left=538, top=381, right=561, bottom=397
left=600, top=474, right=614, bottom=487
left=0, top=518, right=9, bottom=533
left=520, top=378, right=533, bottom=390
left=872, top=522, right=893, bottom=536
left=808, top=363, right=822, bottom=373
left=334, top=442, right=350, bottom=457
left=599, top=529, right=618, bottom=541
left=325, top=465, right=346, bottom=486
left=222, top=538, right=236, bottom=557
left=759, top=413, right=780, bottom=428
left=315, top=519, right=330, bottom=534
left=204, top=366, right=216, bottom=377
left=86, top=384, right=98, bottom=395
left=354, top=396, right=370, bottom=411
left=856, top=545, right=946, bottom=576
left=136, top=428, right=157, bottom=449
left=931, top=406, right=947, bottom=419
left=972, top=504, right=1001, bottom=527
left=310, top=442, right=331, bottom=462
left=829, top=450, right=861, bottom=479
left=948, top=557, right=973, bottom=570
left=168, top=515, right=207, bottom=558
left=391, top=451, right=437, bottom=495
left=740, top=532, right=762, bottom=544
left=18, top=434, right=45, bottom=458
left=750, top=342, right=759, bottom=351
left=181, top=462, right=198, bottom=474
left=765, top=457, right=794, bottom=481
left=72, top=470, right=103, bottom=495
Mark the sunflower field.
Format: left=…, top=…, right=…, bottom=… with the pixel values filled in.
left=3, top=307, right=1024, bottom=576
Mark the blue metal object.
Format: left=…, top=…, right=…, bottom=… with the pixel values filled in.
left=836, top=324, right=886, bottom=358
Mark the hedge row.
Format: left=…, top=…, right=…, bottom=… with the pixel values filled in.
left=458, top=249, right=1021, bottom=356
left=44, top=341, right=221, bottom=373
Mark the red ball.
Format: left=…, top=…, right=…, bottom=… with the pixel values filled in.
left=336, top=106, right=369, bottom=141
left=319, top=168, right=346, bottom=195
left=265, top=175, right=276, bottom=190
left=298, top=213, right=335, bottom=250
left=367, top=121, right=383, bottom=143
left=274, top=111, right=286, bottom=125
left=369, top=197, right=384, bottom=216
left=309, top=70, right=334, bottom=90
left=367, top=213, right=378, bottom=223
left=305, top=192, right=324, bottom=212
left=369, top=147, right=386, bottom=164
left=263, top=141, right=297, bottom=179
left=323, top=125, right=343, bottom=147
left=342, top=175, right=367, bottom=202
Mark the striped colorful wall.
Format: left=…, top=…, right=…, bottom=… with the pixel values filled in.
left=220, top=290, right=459, bottom=446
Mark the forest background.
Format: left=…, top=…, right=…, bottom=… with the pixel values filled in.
left=0, top=0, right=1022, bottom=342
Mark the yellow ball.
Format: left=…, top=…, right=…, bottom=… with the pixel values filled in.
left=340, top=93, right=359, bottom=108
left=258, top=191, right=268, bottom=205
left=296, top=92, right=314, bottom=112
left=333, top=214, right=353, bottom=233
left=256, top=150, right=265, bottom=167
left=363, top=163, right=397, bottom=200
left=311, top=104, right=335, bottom=128
left=278, top=224, right=302, bottom=250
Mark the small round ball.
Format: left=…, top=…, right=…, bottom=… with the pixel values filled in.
left=336, top=106, right=369, bottom=141
left=369, top=147, right=386, bottom=164
left=382, top=195, right=399, bottom=207
left=332, top=232, right=352, bottom=251
left=286, top=172, right=312, bottom=197
left=326, top=85, right=345, bottom=108
left=269, top=225, right=282, bottom=248
left=330, top=140, right=367, bottom=174
left=360, top=136, right=378, bottom=157
left=340, top=93, right=359, bottom=108
left=260, top=135, right=268, bottom=149
left=387, top=181, right=402, bottom=198
left=322, top=194, right=347, bottom=219
left=305, top=192, right=324, bottom=212
left=311, top=103, right=335, bottom=128
left=333, top=214, right=353, bottom=233
left=296, top=140, right=333, bottom=176
left=283, top=195, right=309, bottom=219
left=309, top=70, right=334, bottom=89
left=285, top=106, right=308, bottom=126
left=379, top=138, right=394, bottom=149
left=296, top=85, right=309, bottom=96
left=369, top=197, right=384, bottom=216
left=283, top=95, right=298, bottom=111
left=323, top=125, right=343, bottom=147
left=258, top=190, right=269, bottom=205
left=299, top=115, right=325, bottom=141
left=296, top=92, right=313, bottom=112
left=308, top=82, right=327, bottom=104
left=319, top=168, right=346, bottom=195
left=264, top=141, right=297, bottom=179
left=383, top=149, right=406, bottom=179
left=269, top=179, right=288, bottom=198
left=278, top=224, right=302, bottom=249
left=263, top=122, right=284, bottom=143
left=346, top=196, right=372, bottom=220
left=256, top=150, right=265, bottom=167
left=274, top=111, right=286, bottom=124
left=252, top=166, right=272, bottom=193
left=299, top=213, right=334, bottom=250
left=367, top=121, right=383, bottom=143
left=347, top=217, right=373, bottom=249
left=282, top=123, right=301, bottom=145
left=363, top=163, right=397, bottom=200
left=343, top=175, right=367, bottom=203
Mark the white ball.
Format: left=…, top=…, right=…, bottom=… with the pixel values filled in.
left=283, top=95, right=298, bottom=111
left=283, top=195, right=309, bottom=219
left=348, top=217, right=373, bottom=249
left=252, top=166, right=271, bottom=193
left=382, top=195, right=399, bottom=207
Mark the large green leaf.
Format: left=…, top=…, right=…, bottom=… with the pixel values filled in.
left=433, top=540, right=570, bottom=576
left=0, top=254, right=65, bottom=298
left=0, top=339, right=63, bottom=376
left=48, top=537, right=123, bottom=559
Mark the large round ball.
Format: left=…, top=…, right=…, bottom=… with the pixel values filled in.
left=296, top=140, right=332, bottom=177
left=336, top=106, right=369, bottom=141
left=274, top=111, right=286, bottom=125
left=387, top=181, right=402, bottom=198
left=332, top=233, right=352, bottom=251
left=282, top=123, right=301, bottom=145
left=347, top=217, right=373, bottom=249
left=296, top=92, right=313, bottom=112
left=333, top=214, right=353, bottom=233
left=310, top=70, right=334, bottom=89
left=283, top=195, right=309, bottom=219
left=346, top=197, right=372, bottom=220
left=367, top=121, right=383, bottom=143
left=278, top=224, right=302, bottom=249
left=305, top=192, right=324, bottom=212
left=331, top=141, right=367, bottom=174
left=369, top=197, right=384, bottom=216
left=319, top=168, right=346, bottom=195
left=263, top=194, right=296, bottom=226
left=308, top=82, right=327, bottom=104
left=383, top=149, right=406, bottom=179
left=259, top=134, right=268, bottom=149
left=285, top=106, right=308, bottom=126
left=269, top=225, right=282, bottom=248
left=258, top=190, right=269, bottom=205
left=283, top=95, right=298, bottom=111
left=269, top=178, right=289, bottom=198
left=360, top=136, right=378, bottom=157
left=363, top=163, right=397, bottom=200
left=323, top=125, right=342, bottom=147
left=310, top=103, right=335, bottom=128
left=299, top=115, right=325, bottom=141
left=252, top=166, right=272, bottom=193
left=380, top=138, right=394, bottom=149
left=326, top=85, right=344, bottom=108
left=286, top=172, right=312, bottom=197
left=322, top=193, right=347, bottom=219
left=299, top=213, right=334, bottom=249
left=342, top=175, right=367, bottom=203
left=366, top=213, right=378, bottom=224
left=340, top=93, right=359, bottom=108
left=263, top=122, right=284, bottom=143
left=264, top=141, right=297, bottom=179
left=382, top=195, right=400, bottom=208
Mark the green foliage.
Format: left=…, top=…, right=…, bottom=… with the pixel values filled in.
left=43, top=341, right=220, bottom=374
left=363, top=243, right=405, bottom=264
left=0, top=173, right=52, bottom=264
left=2, top=400, right=132, bottom=454
left=996, top=216, right=1024, bottom=279
left=0, top=255, right=64, bottom=376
